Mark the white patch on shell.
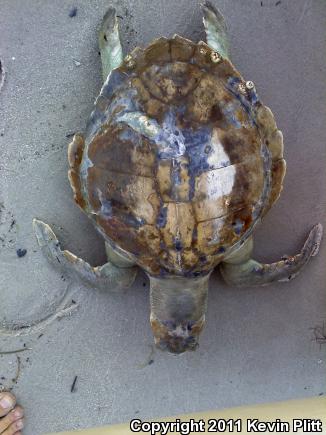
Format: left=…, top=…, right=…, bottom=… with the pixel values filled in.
left=198, top=165, right=236, bottom=200
left=207, top=128, right=231, bottom=168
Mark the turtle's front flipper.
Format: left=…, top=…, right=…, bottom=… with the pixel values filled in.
left=201, top=1, right=230, bottom=60
left=220, top=224, right=323, bottom=287
left=33, top=219, right=137, bottom=291
left=99, top=7, right=123, bottom=80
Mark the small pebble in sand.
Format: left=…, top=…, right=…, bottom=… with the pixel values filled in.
left=69, top=7, right=77, bottom=18
left=16, top=248, right=27, bottom=258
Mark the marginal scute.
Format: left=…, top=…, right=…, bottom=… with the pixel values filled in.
left=68, top=169, right=86, bottom=209
left=256, top=105, right=277, bottom=136
left=144, top=37, right=171, bottom=64
left=119, top=46, right=144, bottom=74
left=255, top=102, right=285, bottom=213
left=170, top=35, right=196, bottom=62
left=262, top=158, right=286, bottom=216
left=68, top=133, right=84, bottom=168
left=192, top=41, right=215, bottom=69
left=67, top=134, right=86, bottom=210
left=266, top=129, right=284, bottom=160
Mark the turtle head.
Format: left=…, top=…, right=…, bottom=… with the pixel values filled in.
left=148, top=274, right=210, bottom=354
left=150, top=315, right=205, bottom=354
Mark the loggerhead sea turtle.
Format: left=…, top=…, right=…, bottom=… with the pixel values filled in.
left=33, top=2, right=323, bottom=353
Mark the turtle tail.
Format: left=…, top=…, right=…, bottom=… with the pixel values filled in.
left=148, top=274, right=211, bottom=353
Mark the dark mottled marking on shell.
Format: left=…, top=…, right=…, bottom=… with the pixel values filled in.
left=69, top=36, right=277, bottom=277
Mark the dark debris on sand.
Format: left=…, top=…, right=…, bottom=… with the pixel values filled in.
left=69, top=7, right=77, bottom=18
left=16, top=248, right=27, bottom=258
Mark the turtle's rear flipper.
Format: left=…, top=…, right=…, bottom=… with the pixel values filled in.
left=33, top=219, right=137, bottom=291
left=99, top=7, right=123, bottom=80
left=201, top=1, right=230, bottom=60
left=220, top=224, right=323, bottom=286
